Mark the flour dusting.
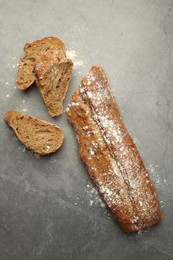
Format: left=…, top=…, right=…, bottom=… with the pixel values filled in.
left=84, top=183, right=106, bottom=209
left=147, top=163, right=160, bottom=185
left=66, top=49, right=84, bottom=69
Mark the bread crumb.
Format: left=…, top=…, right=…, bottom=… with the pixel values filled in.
left=89, top=200, right=93, bottom=206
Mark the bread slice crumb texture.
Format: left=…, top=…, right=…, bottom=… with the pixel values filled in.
left=35, top=57, right=73, bottom=117
left=4, top=110, right=64, bottom=155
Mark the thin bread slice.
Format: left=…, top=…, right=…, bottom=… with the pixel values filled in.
left=16, top=37, right=65, bottom=90
left=4, top=110, right=64, bottom=155
left=35, top=50, right=73, bottom=117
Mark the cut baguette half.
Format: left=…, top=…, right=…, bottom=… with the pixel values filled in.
left=66, top=65, right=161, bottom=233
left=4, top=110, right=64, bottom=155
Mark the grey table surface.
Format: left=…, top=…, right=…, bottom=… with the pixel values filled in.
left=0, top=0, right=173, bottom=259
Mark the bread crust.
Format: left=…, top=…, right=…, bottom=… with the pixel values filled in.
left=4, top=110, right=64, bottom=155
left=66, top=65, right=161, bottom=233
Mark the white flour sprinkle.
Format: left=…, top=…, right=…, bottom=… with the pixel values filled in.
left=147, top=163, right=160, bottom=185
left=82, top=126, right=89, bottom=131
left=74, top=61, right=84, bottom=68
left=89, top=148, right=95, bottom=156
left=6, top=94, right=10, bottom=98
left=71, top=102, right=79, bottom=106
left=66, top=49, right=76, bottom=60
left=66, top=49, right=84, bottom=69
left=22, top=108, right=27, bottom=112
left=45, top=145, right=51, bottom=151
left=85, top=184, right=106, bottom=209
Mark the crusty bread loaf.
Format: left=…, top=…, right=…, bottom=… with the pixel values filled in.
left=16, top=36, right=73, bottom=116
left=66, top=65, right=161, bottom=233
left=4, top=110, right=64, bottom=155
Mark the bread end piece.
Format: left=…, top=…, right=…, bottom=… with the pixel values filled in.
left=4, top=110, right=17, bottom=124
left=4, top=110, right=64, bottom=155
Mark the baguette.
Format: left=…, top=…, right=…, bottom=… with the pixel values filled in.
left=16, top=37, right=73, bottom=116
left=4, top=110, right=64, bottom=155
left=66, top=65, right=161, bottom=233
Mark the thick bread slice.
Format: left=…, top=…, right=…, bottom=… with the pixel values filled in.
left=4, top=110, right=64, bottom=155
left=16, top=36, right=73, bottom=117
left=16, top=37, right=65, bottom=90
left=66, top=65, right=161, bottom=233
left=35, top=50, right=73, bottom=117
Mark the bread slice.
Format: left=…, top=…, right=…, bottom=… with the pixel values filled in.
left=16, top=37, right=65, bottom=90
left=16, top=36, right=73, bottom=117
left=35, top=50, right=73, bottom=117
left=66, top=65, right=161, bottom=233
left=4, top=110, right=64, bottom=155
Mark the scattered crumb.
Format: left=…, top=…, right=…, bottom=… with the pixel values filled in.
left=89, top=200, right=93, bottom=206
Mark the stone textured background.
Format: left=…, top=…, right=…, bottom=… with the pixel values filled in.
left=0, top=0, right=173, bottom=259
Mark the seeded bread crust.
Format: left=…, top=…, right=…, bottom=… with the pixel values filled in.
left=66, top=65, right=161, bottom=233
left=5, top=110, right=64, bottom=155
left=16, top=37, right=73, bottom=116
